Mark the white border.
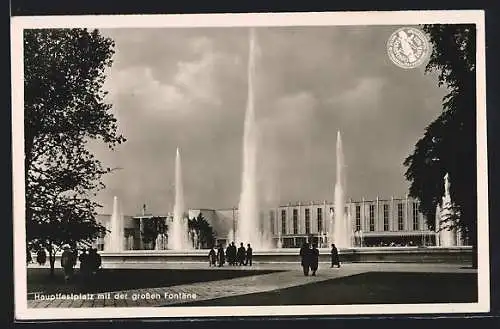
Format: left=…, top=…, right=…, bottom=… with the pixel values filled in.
left=11, top=10, right=489, bottom=320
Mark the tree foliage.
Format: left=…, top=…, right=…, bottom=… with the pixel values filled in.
left=188, top=214, right=216, bottom=249
left=24, top=29, right=126, bottom=265
left=403, top=25, right=476, bottom=245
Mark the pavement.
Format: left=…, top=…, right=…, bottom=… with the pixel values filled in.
left=26, top=262, right=476, bottom=308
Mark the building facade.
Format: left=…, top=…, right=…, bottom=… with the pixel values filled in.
left=93, top=195, right=468, bottom=250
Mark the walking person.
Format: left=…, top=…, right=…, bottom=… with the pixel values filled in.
left=245, top=244, right=253, bottom=266
left=237, top=243, right=246, bottom=266
left=60, top=244, right=76, bottom=282
left=310, top=243, right=319, bottom=276
left=330, top=243, right=340, bottom=268
left=299, top=242, right=310, bottom=276
left=217, top=244, right=225, bottom=267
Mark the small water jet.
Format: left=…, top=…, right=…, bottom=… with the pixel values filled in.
left=107, top=196, right=124, bottom=252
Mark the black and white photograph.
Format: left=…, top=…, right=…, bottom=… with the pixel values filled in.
left=11, top=11, right=489, bottom=320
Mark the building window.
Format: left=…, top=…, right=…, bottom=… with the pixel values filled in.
left=270, top=210, right=275, bottom=235
left=383, top=204, right=389, bottom=231
left=281, top=209, right=286, bottom=235
left=369, top=204, right=375, bottom=231
left=355, top=205, right=361, bottom=231
left=317, top=208, right=323, bottom=232
left=397, top=203, right=404, bottom=231
left=305, top=208, right=310, bottom=234
left=293, top=209, right=298, bottom=234
left=412, top=202, right=419, bottom=230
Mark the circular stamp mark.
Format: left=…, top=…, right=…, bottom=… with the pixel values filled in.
left=387, top=27, right=430, bottom=69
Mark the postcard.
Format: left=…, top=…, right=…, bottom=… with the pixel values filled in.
left=11, top=10, right=489, bottom=320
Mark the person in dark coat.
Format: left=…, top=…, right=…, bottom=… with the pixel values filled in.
left=229, top=242, right=237, bottom=266
left=27, top=248, right=32, bottom=264
left=245, top=244, right=253, bottom=266
left=310, top=243, right=319, bottom=276
left=89, top=248, right=101, bottom=275
left=79, top=248, right=90, bottom=278
left=208, top=247, right=217, bottom=267
left=299, top=242, right=310, bottom=276
left=237, top=243, right=246, bottom=266
left=217, top=244, right=225, bottom=267
left=36, top=249, right=47, bottom=266
left=330, top=243, right=340, bottom=268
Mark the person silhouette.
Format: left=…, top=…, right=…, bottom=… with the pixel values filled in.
left=330, top=243, right=340, bottom=268
left=299, top=242, right=310, bottom=276
left=245, top=244, right=253, bottom=266
left=310, top=243, right=319, bottom=276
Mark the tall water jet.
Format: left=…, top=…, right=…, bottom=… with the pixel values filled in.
left=332, top=131, right=351, bottom=248
left=108, top=196, right=123, bottom=252
left=168, top=147, right=191, bottom=250
left=236, top=28, right=270, bottom=250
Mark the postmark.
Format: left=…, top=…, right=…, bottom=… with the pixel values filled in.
left=387, top=26, right=430, bottom=69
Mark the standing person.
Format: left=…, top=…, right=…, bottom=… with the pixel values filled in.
left=36, top=248, right=47, bottom=266
left=217, top=244, right=225, bottom=267
left=79, top=248, right=89, bottom=278
left=245, top=244, right=253, bottom=266
left=89, top=248, right=101, bottom=276
left=299, top=242, right=310, bottom=276
left=310, top=243, right=319, bottom=276
left=208, top=247, right=217, bottom=267
left=26, top=248, right=32, bottom=265
left=237, top=243, right=246, bottom=266
left=330, top=243, right=340, bottom=268
left=61, top=244, right=76, bottom=282
left=225, top=243, right=232, bottom=266
left=229, top=241, right=236, bottom=266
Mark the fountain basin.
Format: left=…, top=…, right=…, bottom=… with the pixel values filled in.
left=79, top=246, right=474, bottom=264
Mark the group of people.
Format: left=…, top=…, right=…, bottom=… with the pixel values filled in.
left=208, top=242, right=253, bottom=267
left=29, top=244, right=102, bottom=282
left=77, top=247, right=102, bottom=279
left=299, top=243, right=341, bottom=276
left=61, top=245, right=102, bottom=282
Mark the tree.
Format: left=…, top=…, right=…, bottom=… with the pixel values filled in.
left=403, top=24, right=477, bottom=266
left=24, top=29, right=126, bottom=276
left=188, top=214, right=216, bottom=249
left=141, top=217, right=167, bottom=249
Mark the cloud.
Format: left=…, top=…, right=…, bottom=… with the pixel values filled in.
left=327, top=77, right=386, bottom=119
left=105, top=66, right=184, bottom=114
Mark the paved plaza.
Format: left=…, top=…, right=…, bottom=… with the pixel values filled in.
left=27, top=262, right=476, bottom=308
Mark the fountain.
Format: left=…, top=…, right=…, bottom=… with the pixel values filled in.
left=155, top=233, right=167, bottom=250
left=107, top=196, right=124, bottom=252
left=332, top=131, right=352, bottom=249
left=235, top=28, right=271, bottom=250
left=436, top=173, right=458, bottom=247
left=167, top=147, right=191, bottom=250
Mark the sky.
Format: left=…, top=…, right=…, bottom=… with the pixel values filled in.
left=91, top=25, right=448, bottom=216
